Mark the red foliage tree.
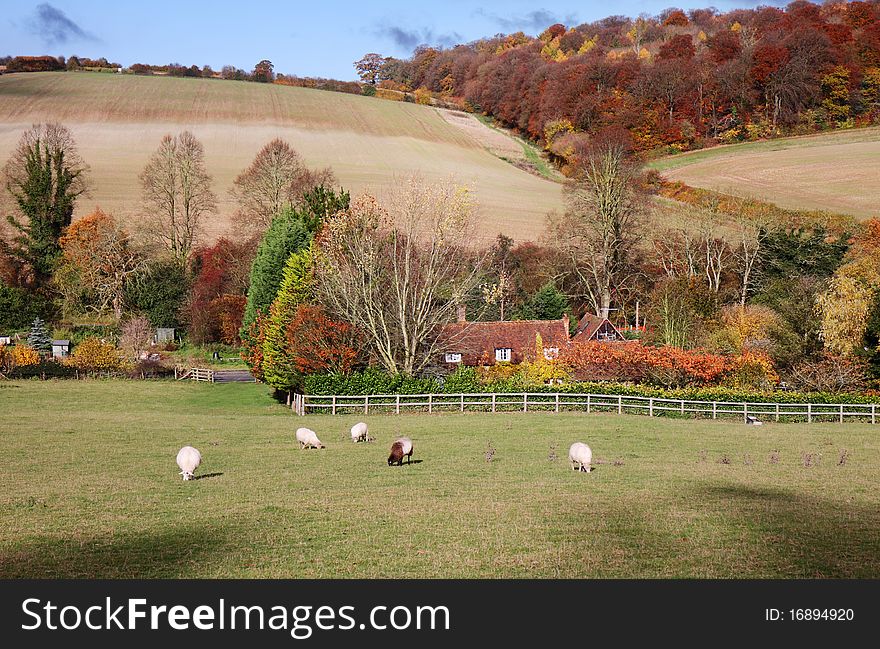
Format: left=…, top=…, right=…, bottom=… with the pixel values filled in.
left=284, top=305, right=361, bottom=375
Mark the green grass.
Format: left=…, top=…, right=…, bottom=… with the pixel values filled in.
left=1, top=380, right=878, bottom=578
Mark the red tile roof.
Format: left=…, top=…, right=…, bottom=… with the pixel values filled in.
left=572, top=313, right=623, bottom=343
left=437, top=319, right=570, bottom=365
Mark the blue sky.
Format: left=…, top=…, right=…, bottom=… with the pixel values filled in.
left=3, top=1, right=782, bottom=80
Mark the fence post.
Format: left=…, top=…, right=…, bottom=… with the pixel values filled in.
left=840, top=404, right=844, bottom=424
left=807, top=403, right=812, bottom=424
left=524, top=393, right=528, bottom=413
left=491, top=393, right=496, bottom=413
left=428, top=394, right=433, bottom=414
left=555, top=393, right=560, bottom=414
left=743, top=403, right=747, bottom=424
left=775, top=403, right=780, bottom=422
left=649, top=398, right=654, bottom=417
left=712, top=401, right=717, bottom=420
left=332, top=395, right=337, bottom=416
left=396, top=394, right=400, bottom=415
left=873, top=403, right=876, bottom=425
left=460, top=394, right=464, bottom=413
left=618, top=395, right=622, bottom=415
left=364, top=395, right=368, bottom=415
left=680, top=400, right=684, bottom=415
left=587, top=395, right=591, bottom=414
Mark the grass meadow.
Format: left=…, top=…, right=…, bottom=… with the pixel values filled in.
left=0, top=72, right=563, bottom=244
left=1, top=380, right=878, bottom=579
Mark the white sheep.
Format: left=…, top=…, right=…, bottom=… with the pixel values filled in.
left=350, top=422, right=369, bottom=443
left=296, top=427, right=325, bottom=450
left=568, top=442, right=593, bottom=473
left=176, top=446, right=202, bottom=481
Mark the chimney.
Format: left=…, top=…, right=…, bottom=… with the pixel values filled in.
left=457, top=304, right=467, bottom=323
left=600, top=306, right=610, bottom=320
left=562, top=313, right=570, bottom=335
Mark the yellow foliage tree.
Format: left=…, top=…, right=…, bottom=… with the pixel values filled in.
left=519, top=334, right=570, bottom=385
left=0, top=344, right=40, bottom=374
left=65, top=338, right=128, bottom=373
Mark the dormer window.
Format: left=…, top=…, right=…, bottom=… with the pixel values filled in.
left=495, top=348, right=512, bottom=362
left=543, top=346, right=559, bottom=360
left=445, top=352, right=462, bottom=363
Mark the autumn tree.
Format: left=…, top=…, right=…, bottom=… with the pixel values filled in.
left=548, top=132, right=645, bottom=319
left=56, top=208, right=145, bottom=320
left=119, top=315, right=153, bottom=360
left=140, top=131, right=216, bottom=265
left=315, top=178, right=484, bottom=376
left=230, top=138, right=336, bottom=235
left=354, top=53, right=387, bottom=85
left=3, top=123, right=89, bottom=287
left=252, top=59, right=275, bottom=83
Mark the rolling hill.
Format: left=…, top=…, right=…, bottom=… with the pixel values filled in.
left=650, top=128, right=880, bottom=220
left=0, top=72, right=564, bottom=243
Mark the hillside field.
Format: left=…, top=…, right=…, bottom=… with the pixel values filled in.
left=0, top=72, right=563, bottom=243
left=1, top=380, right=878, bottom=579
left=651, top=127, right=880, bottom=219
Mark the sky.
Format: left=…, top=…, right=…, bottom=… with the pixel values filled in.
left=2, top=0, right=784, bottom=80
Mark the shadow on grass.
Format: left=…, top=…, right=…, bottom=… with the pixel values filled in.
left=0, top=526, right=230, bottom=578
left=388, top=459, right=424, bottom=466
left=694, top=483, right=880, bottom=578
left=193, top=472, right=224, bottom=481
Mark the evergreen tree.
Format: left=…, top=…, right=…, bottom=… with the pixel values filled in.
left=241, top=208, right=310, bottom=335
left=516, top=282, right=571, bottom=321
left=27, top=317, right=52, bottom=353
left=4, top=124, right=88, bottom=286
left=261, top=246, right=314, bottom=390
left=125, top=261, right=188, bottom=328
left=296, top=185, right=350, bottom=236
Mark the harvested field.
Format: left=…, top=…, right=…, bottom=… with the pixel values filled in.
left=0, top=72, right=563, bottom=243
left=653, top=128, right=880, bottom=219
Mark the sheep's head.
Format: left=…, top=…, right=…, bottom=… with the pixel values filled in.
left=180, top=470, right=194, bottom=481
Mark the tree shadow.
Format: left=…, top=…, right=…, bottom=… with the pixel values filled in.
left=691, top=483, right=880, bottom=578
left=192, top=472, right=224, bottom=481
left=0, top=526, right=230, bottom=578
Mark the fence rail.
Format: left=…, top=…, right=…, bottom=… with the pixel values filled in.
left=188, top=367, right=215, bottom=383
left=290, top=392, right=879, bottom=424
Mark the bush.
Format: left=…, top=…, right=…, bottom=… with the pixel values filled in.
left=0, top=344, right=40, bottom=374
left=65, top=338, right=129, bottom=374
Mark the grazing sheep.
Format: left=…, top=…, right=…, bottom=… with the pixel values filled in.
left=176, top=446, right=202, bottom=481
left=568, top=442, right=593, bottom=473
left=350, top=422, right=369, bottom=443
left=296, top=427, right=325, bottom=450
left=388, top=437, right=414, bottom=466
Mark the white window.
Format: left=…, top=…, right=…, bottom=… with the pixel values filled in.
left=495, top=348, right=512, bottom=362
left=445, top=352, right=462, bottom=363
left=543, top=346, right=559, bottom=360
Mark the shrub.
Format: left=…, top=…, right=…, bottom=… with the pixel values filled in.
left=65, top=337, right=128, bottom=374
left=0, top=344, right=40, bottom=374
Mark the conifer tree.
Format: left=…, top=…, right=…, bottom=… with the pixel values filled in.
left=27, top=317, right=52, bottom=354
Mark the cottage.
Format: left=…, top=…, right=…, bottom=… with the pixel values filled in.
left=571, top=313, right=623, bottom=343
left=51, top=340, right=71, bottom=358
left=438, top=314, right=570, bottom=367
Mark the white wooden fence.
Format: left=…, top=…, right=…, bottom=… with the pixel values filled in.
left=290, top=392, right=879, bottom=424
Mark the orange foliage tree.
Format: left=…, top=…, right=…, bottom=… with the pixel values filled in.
left=284, top=305, right=361, bottom=375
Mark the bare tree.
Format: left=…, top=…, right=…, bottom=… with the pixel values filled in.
left=230, top=138, right=335, bottom=235
left=140, top=131, right=216, bottom=265
left=548, top=134, right=645, bottom=318
left=120, top=315, right=153, bottom=360
left=315, top=177, right=483, bottom=376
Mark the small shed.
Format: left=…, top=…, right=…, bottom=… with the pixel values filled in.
left=156, top=328, right=175, bottom=343
left=0, top=335, right=11, bottom=346
left=52, top=340, right=71, bottom=358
